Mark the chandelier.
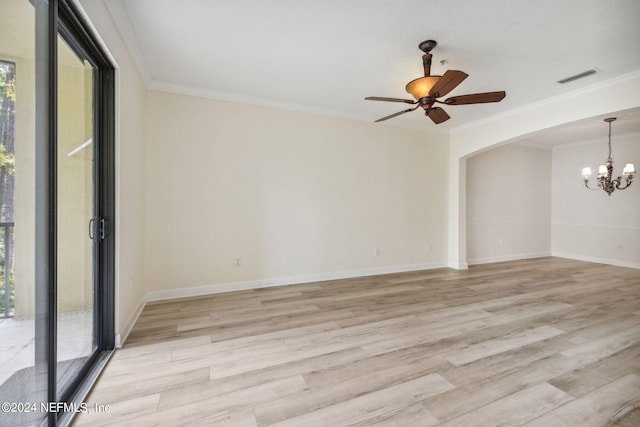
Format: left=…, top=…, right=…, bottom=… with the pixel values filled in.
left=581, top=117, right=635, bottom=196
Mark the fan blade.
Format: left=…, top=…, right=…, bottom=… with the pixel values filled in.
left=374, top=105, right=420, bottom=122
left=426, top=107, right=450, bottom=124
left=429, top=70, right=468, bottom=97
left=365, top=96, right=417, bottom=104
left=444, top=91, right=506, bottom=105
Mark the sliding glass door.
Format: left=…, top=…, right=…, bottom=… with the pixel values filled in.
left=0, top=0, right=114, bottom=425
left=56, top=37, right=97, bottom=399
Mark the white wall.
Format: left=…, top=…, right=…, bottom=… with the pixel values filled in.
left=551, top=132, right=640, bottom=268
left=143, top=90, right=449, bottom=299
left=79, top=0, right=148, bottom=344
left=466, top=143, right=551, bottom=264
left=449, top=71, right=640, bottom=268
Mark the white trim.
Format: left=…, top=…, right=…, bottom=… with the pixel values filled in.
left=149, top=81, right=370, bottom=123
left=451, top=262, right=469, bottom=270
left=467, top=222, right=551, bottom=227
left=551, top=252, right=640, bottom=270
left=145, top=262, right=447, bottom=302
left=100, top=0, right=444, bottom=135
left=551, top=130, right=640, bottom=151
left=512, top=140, right=553, bottom=151
left=115, top=297, right=146, bottom=348
left=467, top=252, right=551, bottom=266
left=551, top=222, right=640, bottom=231
left=97, top=0, right=444, bottom=137
left=551, top=137, right=605, bottom=150
left=451, top=70, right=640, bottom=134
left=147, top=83, right=446, bottom=135
left=104, top=0, right=153, bottom=86
left=71, top=0, right=118, bottom=67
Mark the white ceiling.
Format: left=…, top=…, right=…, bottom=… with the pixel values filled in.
left=104, top=0, right=640, bottom=139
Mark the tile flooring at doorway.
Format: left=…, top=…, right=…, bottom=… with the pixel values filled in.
left=0, top=311, right=93, bottom=386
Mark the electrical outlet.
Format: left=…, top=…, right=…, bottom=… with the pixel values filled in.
left=374, top=247, right=380, bottom=256
left=235, top=258, right=241, bottom=267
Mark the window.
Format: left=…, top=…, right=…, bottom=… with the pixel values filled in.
left=0, top=60, right=16, bottom=319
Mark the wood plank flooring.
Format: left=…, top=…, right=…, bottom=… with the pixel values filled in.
left=74, top=257, right=640, bottom=426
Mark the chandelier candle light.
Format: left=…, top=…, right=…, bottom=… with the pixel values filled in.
left=581, top=117, right=635, bottom=196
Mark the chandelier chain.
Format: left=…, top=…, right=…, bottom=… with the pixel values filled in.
left=607, top=119, right=612, bottom=161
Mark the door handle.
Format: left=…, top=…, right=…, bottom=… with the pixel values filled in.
left=89, top=218, right=105, bottom=241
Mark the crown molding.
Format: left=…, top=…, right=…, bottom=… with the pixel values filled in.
left=99, top=1, right=639, bottom=138
left=104, top=0, right=153, bottom=86
left=451, top=70, right=640, bottom=134
left=550, top=130, right=640, bottom=150
left=148, top=80, right=448, bottom=135
left=512, top=140, right=553, bottom=151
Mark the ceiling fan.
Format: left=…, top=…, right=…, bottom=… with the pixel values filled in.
left=365, top=40, right=506, bottom=124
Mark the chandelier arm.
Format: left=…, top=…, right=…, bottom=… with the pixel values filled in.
left=615, top=175, right=634, bottom=190
left=612, top=176, right=622, bottom=189
left=583, top=180, right=602, bottom=191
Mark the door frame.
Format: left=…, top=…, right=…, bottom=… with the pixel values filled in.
left=34, top=0, right=115, bottom=424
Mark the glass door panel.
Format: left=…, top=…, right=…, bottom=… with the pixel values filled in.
left=56, top=36, right=96, bottom=397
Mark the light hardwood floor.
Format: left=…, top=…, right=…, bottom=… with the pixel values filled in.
left=74, top=257, right=640, bottom=426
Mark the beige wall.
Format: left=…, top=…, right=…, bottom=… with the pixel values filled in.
left=551, top=132, right=640, bottom=267
left=144, top=91, right=448, bottom=294
left=466, top=143, right=551, bottom=264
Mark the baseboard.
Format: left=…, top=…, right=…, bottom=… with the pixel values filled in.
left=467, top=252, right=551, bottom=266
left=447, top=262, right=469, bottom=270
left=551, top=252, right=640, bottom=270
left=145, top=262, right=447, bottom=302
left=115, top=297, right=147, bottom=348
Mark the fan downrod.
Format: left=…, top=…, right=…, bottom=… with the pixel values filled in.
left=418, top=40, right=437, bottom=54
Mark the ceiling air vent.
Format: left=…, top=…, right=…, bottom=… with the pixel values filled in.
left=557, top=69, right=597, bottom=84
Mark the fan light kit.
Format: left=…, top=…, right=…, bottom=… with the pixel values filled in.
left=581, top=117, right=635, bottom=196
left=365, top=39, right=506, bottom=124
